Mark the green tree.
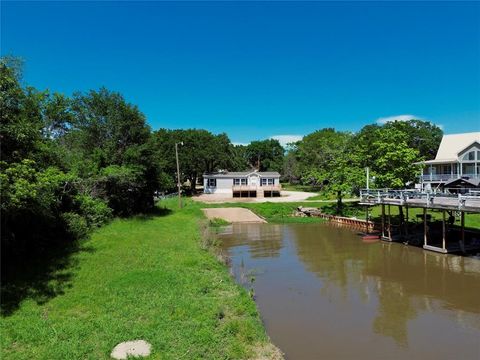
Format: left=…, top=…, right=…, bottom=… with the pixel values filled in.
left=383, top=119, right=443, bottom=159
left=371, top=127, right=421, bottom=188
left=153, top=129, right=233, bottom=192
left=245, top=139, right=284, bottom=172
left=66, top=88, right=159, bottom=213
left=230, top=144, right=250, bottom=171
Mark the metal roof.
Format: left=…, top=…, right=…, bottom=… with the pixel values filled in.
left=434, top=132, right=480, bottom=160
left=414, top=158, right=458, bottom=165
left=203, top=171, right=280, bottom=178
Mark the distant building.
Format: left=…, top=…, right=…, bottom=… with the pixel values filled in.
left=203, top=171, right=281, bottom=197
left=417, top=132, right=480, bottom=192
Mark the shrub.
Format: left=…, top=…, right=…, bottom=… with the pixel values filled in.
left=74, top=195, right=112, bottom=229
left=61, top=212, right=89, bottom=240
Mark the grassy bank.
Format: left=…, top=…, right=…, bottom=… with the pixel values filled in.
left=1, top=199, right=280, bottom=359
left=200, top=199, right=480, bottom=229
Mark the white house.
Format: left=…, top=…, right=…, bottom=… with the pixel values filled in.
left=203, top=171, right=281, bottom=197
left=417, top=132, right=480, bottom=191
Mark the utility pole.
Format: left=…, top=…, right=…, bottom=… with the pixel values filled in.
left=175, top=142, right=183, bottom=208
left=366, top=167, right=370, bottom=190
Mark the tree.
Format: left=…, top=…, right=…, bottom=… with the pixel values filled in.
left=383, top=120, right=443, bottom=159
left=230, top=144, right=250, bottom=171
left=153, top=129, right=234, bottom=193
left=282, top=148, right=301, bottom=184
left=66, top=88, right=159, bottom=213
left=295, top=128, right=353, bottom=186
left=245, top=139, right=284, bottom=172
left=370, top=127, right=421, bottom=188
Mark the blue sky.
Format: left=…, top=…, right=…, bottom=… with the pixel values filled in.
left=2, top=1, right=480, bottom=145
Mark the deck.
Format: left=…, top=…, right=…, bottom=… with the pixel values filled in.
left=359, top=190, right=480, bottom=254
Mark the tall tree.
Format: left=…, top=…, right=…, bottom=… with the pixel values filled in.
left=153, top=129, right=233, bottom=192
left=66, top=88, right=159, bottom=214
left=245, top=139, right=284, bottom=172
left=370, top=127, right=421, bottom=188
left=383, top=120, right=443, bottom=159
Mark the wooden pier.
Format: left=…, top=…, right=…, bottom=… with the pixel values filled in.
left=359, top=190, right=480, bottom=254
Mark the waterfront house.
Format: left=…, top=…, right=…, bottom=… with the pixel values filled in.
left=417, top=132, right=480, bottom=192
left=203, top=170, right=281, bottom=197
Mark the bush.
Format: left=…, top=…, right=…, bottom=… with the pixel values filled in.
left=74, top=195, right=112, bottom=229
left=61, top=212, right=89, bottom=240
left=99, top=165, right=154, bottom=216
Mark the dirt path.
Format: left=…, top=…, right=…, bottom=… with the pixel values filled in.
left=202, top=208, right=267, bottom=223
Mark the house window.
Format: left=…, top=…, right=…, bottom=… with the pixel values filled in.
left=233, top=178, right=246, bottom=185
left=261, top=178, right=275, bottom=186
left=462, top=151, right=475, bottom=161
left=207, top=178, right=216, bottom=187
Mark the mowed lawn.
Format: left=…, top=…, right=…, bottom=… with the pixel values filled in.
left=1, top=200, right=276, bottom=359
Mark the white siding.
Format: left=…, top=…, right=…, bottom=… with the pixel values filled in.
left=203, top=174, right=281, bottom=194
left=204, top=177, right=233, bottom=194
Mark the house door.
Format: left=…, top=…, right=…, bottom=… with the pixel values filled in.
left=250, top=176, right=258, bottom=186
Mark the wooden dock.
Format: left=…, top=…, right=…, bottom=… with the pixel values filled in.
left=359, top=190, right=480, bottom=254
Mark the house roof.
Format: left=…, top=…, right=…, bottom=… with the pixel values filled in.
left=444, top=177, right=480, bottom=187
left=414, top=158, right=457, bottom=165
left=434, top=132, right=480, bottom=160
left=203, top=171, right=280, bottom=178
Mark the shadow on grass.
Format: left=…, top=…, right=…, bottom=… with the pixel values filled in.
left=1, top=239, right=95, bottom=317
left=1, top=206, right=173, bottom=317
left=132, top=205, right=172, bottom=221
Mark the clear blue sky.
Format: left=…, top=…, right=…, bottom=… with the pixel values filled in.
left=2, top=1, right=480, bottom=145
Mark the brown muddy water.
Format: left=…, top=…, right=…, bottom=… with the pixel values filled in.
left=218, top=223, right=480, bottom=360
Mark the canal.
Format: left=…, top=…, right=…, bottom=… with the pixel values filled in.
left=218, top=223, right=480, bottom=360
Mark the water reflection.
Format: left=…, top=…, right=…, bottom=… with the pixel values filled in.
left=220, top=223, right=480, bottom=360
left=219, top=223, right=284, bottom=258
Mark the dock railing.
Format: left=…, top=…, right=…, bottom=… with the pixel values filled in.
left=359, top=189, right=480, bottom=211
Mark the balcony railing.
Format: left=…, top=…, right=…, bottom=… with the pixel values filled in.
left=420, top=174, right=479, bottom=182
left=232, top=184, right=282, bottom=191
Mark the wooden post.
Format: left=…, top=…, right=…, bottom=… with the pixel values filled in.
left=387, top=204, right=392, bottom=241
left=365, top=206, right=369, bottom=234
left=423, top=207, right=427, bottom=246
left=398, top=205, right=404, bottom=239
left=460, top=211, right=465, bottom=253
left=442, top=210, right=446, bottom=251
left=405, top=205, right=409, bottom=237
left=381, top=204, right=385, bottom=238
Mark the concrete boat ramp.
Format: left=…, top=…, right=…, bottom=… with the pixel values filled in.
left=202, top=208, right=267, bottom=223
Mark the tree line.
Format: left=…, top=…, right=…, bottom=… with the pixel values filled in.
left=284, top=121, right=442, bottom=211
left=0, top=58, right=285, bottom=264
left=1, top=57, right=442, bottom=264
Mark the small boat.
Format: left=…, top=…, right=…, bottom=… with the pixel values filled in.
left=361, top=233, right=381, bottom=241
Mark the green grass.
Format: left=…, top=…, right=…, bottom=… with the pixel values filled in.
left=279, top=183, right=318, bottom=192
left=1, top=199, right=279, bottom=359
left=367, top=204, right=480, bottom=229
left=202, top=201, right=331, bottom=223
left=208, top=217, right=231, bottom=227
left=201, top=198, right=480, bottom=229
